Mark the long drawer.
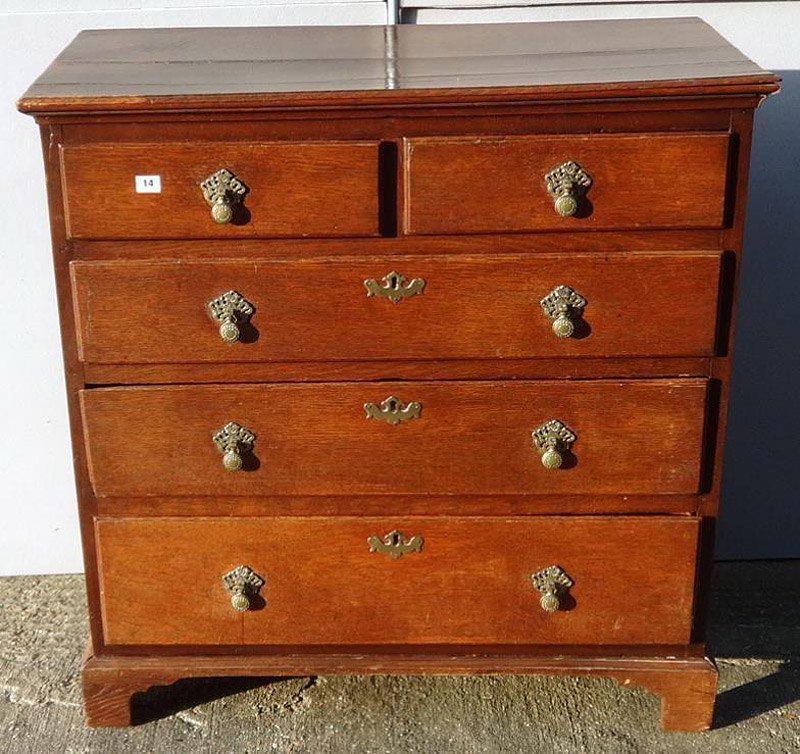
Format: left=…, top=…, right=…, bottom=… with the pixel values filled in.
left=96, top=515, right=699, bottom=646
left=70, top=252, right=722, bottom=363
left=80, top=379, right=708, bottom=498
left=404, top=133, right=730, bottom=234
left=60, top=141, right=380, bottom=239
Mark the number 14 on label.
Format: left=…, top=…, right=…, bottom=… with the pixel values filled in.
left=134, top=175, right=162, bottom=193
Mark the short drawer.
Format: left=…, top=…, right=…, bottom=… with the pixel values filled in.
left=60, top=141, right=380, bottom=239
left=80, top=379, right=708, bottom=498
left=404, top=133, right=730, bottom=235
left=96, top=515, right=699, bottom=646
left=70, top=252, right=722, bottom=363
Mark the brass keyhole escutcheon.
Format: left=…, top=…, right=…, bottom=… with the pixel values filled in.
left=364, top=271, right=426, bottom=303
left=364, top=396, right=422, bottom=425
left=368, top=530, right=424, bottom=559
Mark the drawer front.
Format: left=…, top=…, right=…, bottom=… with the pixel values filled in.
left=81, top=379, right=708, bottom=498
left=71, top=252, right=721, bottom=364
left=404, top=133, right=729, bottom=235
left=96, top=515, right=699, bottom=646
left=60, top=142, right=380, bottom=239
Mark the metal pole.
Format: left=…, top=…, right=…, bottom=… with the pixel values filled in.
left=386, top=0, right=400, bottom=25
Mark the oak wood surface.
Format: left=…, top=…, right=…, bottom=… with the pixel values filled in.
left=404, top=133, right=730, bottom=234
left=80, top=379, right=708, bottom=498
left=690, top=108, right=759, bottom=644
left=71, top=252, right=722, bottom=364
left=59, top=108, right=734, bottom=144
left=37, top=126, right=109, bottom=651
left=81, top=645, right=716, bottom=730
left=17, top=18, right=777, bottom=730
left=103, top=642, right=707, bottom=659
left=94, top=493, right=702, bottom=518
left=36, top=95, right=764, bottom=130
left=70, top=230, right=725, bottom=261
left=95, top=515, right=698, bottom=646
left=18, top=19, right=778, bottom=115
left=60, top=142, right=380, bottom=239
left=82, top=357, right=712, bottom=387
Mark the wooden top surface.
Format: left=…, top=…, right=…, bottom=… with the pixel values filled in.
left=18, top=18, right=778, bottom=114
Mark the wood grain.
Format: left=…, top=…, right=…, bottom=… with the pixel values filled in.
left=81, top=644, right=716, bottom=730
left=81, top=357, right=712, bottom=387
left=94, top=515, right=698, bottom=646
left=82, top=357, right=712, bottom=387
left=17, top=17, right=777, bottom=730
left=404, top=133, right=730, bottom=234
left=94, top=493, right=702, bottom=518
left=71, top=252, right=722, bottom=364
left=36, top=125, right=111, bottom=652
left=17, top=19, right=778, bottom=115
left=80, top=379, right=708, bottom=498
left=70, top=230, right=725, bottom=261
left=60, top=142, right=380, bottom=239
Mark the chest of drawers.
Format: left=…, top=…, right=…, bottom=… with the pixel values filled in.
left=18, top=18, right=778, bottom=731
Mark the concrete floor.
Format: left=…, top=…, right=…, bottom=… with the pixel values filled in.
left=1, top=562, right=800, bottom=753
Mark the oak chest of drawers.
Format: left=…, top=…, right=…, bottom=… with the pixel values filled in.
left=18, top=18, right=778, bottom=730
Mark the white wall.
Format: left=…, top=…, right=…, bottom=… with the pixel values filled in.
left=407, top=2, right=800, bottom=69
left=0, top=1, right=385, bottom=577
left=1, top=2, right=798, bottom=574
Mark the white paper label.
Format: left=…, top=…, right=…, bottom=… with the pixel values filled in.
left=135, top=175, right=161, bottom=193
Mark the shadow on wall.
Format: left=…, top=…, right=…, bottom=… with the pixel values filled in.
left=717, top=70, right=800, bottom=560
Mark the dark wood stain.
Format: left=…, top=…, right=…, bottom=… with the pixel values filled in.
left=18, top=19, right=778, bottom=114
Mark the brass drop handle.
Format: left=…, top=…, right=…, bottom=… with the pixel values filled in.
left=531, top=566, right=573, bottom=613
left=207, top=290, right=254, bottom=343
left=532, top=420, right=576, bottom=470
left=212, top=422, right=256, bottom=472
left=540, top=285, right=587, bottom=339
left=544, top=161, right=592, bottom=217
left=200, top=168, right=247, bottom=224
left=222, top=565, right=264, bottom=612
